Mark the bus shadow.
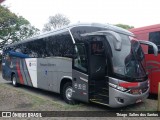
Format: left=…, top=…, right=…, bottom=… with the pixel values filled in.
left=5, top=82, right=63, bottom=102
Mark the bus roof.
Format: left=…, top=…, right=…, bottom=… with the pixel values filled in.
left=4, top=23, right=134, bottom=48
left=130, top=24, right=160, bottom=33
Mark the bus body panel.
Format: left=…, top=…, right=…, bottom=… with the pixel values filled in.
left=16, top=57, right=72, bottom=93
left=72, top=69, right=89, bottom=102
left=37, top=57, right=72, bottom=92
left=145, top=54, right=160, bottom=94
left=25, top=58, right=37, bottom=87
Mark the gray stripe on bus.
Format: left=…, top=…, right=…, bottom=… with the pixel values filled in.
left=24, top=59, right=33, bottom=86
left=22, top=59, right=31, bottom=86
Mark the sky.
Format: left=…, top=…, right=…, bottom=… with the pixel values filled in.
left=2, top=0, right=160, bottom=30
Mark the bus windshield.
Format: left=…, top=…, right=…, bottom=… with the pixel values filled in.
left=124, top=40, right=146, bottom=78
left=106, top=34, right=146, bottom=79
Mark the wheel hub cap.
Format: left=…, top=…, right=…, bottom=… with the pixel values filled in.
left=66, top=87, right=73, bottom=100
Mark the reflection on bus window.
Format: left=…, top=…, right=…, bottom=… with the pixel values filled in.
left=125, top=41, right=145, bottom=78
left=74, top=44, right=87, bottom=72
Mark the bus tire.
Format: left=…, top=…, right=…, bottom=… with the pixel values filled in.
left=63, top=82, right=77, bottom=105
left=12, top=74, right=18, bottom=87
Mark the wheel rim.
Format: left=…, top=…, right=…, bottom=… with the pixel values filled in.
left=65, top=87, right=73, bottom=100
left=12, top=77, right=16, bottom=85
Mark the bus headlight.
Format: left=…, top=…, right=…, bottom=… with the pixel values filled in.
left=109, top=83, right=127, bottom=92
left=117, top=86, right=127, bottom=91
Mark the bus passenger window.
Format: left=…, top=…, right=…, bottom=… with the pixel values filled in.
left=74, top=44, right=87, bottom=72
left=149, top=31, right=160, bottom=54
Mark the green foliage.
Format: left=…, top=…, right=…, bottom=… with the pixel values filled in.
left=0, top=5, right=39, bottom=50
left=43, top=13, right=70, bottom=32
left=115, top=24, right=134, bottom=30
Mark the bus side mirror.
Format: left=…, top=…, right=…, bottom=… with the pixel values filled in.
left=139, top=40, right=158, bottom=56
left=81, top=30, right=122, bottom=51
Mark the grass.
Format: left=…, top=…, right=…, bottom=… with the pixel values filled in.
left=0, top=83, right=158, bottom=111
left=0, top=83, right=83, bottom=110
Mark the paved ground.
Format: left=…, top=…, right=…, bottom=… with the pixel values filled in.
left=0, top=72, right=159, bottom=120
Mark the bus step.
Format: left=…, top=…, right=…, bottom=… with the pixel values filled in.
left=101, top=90, right=109, bottom=95
left=102, top=88, right=109, bottom=90
left=93, top=94, right=109, bottom=100
left=98, top=94, right=109, bottom=97
left=90, top=89, right=109, bottom=95
left=90, top=98, right=103, bottom=101
left=90, top=99, right=109, bottom=105
left=89, top=91, right=96, bottom=94
left=89, top=84, right=96, bottom=86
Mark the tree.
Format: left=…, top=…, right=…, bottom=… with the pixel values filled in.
left=0, top=5, right=39, bottom=50
left=43, top=13, right=70, bottom=32
left=115, top=24, right=134, bottom=30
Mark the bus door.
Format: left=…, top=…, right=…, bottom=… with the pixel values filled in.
left=72, top=38, right=109, bottom=104
left=72, top=30, right=122, bottom=103
left=72, top=43, right=89, bottom=102
left=88, top=37, right=109, bottom=104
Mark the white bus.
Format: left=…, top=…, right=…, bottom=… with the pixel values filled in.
left=2, top=23, right=158, bottom=108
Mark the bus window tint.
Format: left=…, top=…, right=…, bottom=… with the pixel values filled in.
left=149, top=31, right=160, bottom=54
left=8, top=31, right=74, bottom=58
left=125, top=41, right=146, bottom=78
left=24, top=39, right=47, bottom=58
left=45, top=32, right=73, bottom=58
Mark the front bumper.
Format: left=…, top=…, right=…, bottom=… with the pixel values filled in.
left=108, top=86, right=149, bottom=108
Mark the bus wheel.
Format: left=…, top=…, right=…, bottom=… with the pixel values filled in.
left=63, top=82, right=77, bottom=105
left=12, top=75, right=18, bottom=87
